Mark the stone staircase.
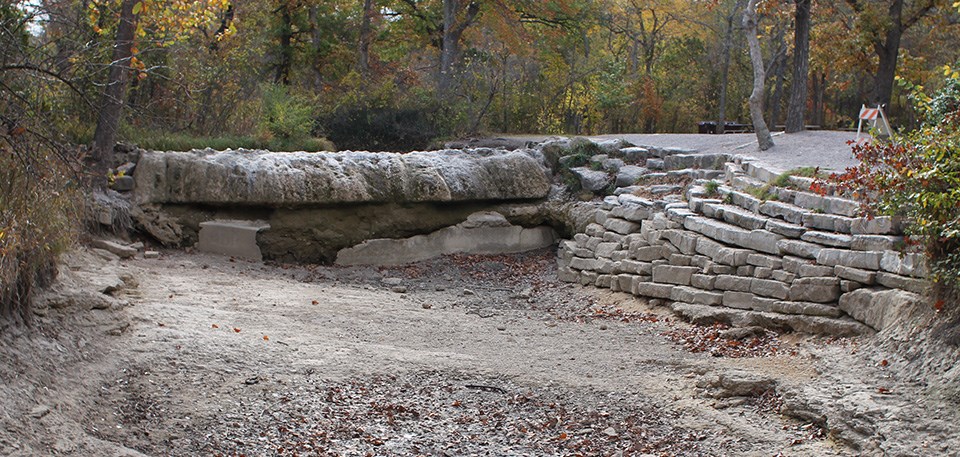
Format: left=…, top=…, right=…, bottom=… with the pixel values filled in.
left=557, top=151, right=928, bottom=336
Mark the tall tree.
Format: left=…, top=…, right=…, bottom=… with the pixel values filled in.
left=785, top=0, right=810, bottom=132
left=744, top=0, right=774, bottom=150
left=439, top=0, right=480, bottom=95
left=91, top=0, right=139, bottom=167
left=845, top=0, right=940, bottom=108
left=358, top=0, right=376, bottom=76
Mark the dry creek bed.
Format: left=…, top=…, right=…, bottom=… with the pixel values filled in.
left=1, top=247, right=957, bottom=456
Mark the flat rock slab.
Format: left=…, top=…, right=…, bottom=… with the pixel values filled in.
left=135, top=148, right=552, bottom=206
left=335, top=213, right=557, bottom=266
left=197, top=220, right=271, bottom=261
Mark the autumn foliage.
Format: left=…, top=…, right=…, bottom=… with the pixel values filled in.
left=817, top=73, right=960, bottom=288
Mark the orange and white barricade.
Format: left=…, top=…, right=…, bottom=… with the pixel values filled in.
left=856, top=104, right=892, bottom=140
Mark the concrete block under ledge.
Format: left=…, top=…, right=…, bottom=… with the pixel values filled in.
left=197, top=220, right=271, bottom=261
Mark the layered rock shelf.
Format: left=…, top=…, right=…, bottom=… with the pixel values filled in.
left=557, top=153, right=928, bottom=336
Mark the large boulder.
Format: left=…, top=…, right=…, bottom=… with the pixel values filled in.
left=134, top=148, right=552, bottom=206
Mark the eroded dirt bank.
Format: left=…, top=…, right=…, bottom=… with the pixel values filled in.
left=1, top=248, right=957, bottom=456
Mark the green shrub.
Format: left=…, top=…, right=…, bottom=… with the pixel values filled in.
left=259, top=84, right=316, bottom=143
left=0, top=143, right=79, bottom=322
left=123, top=128, right=334, bottom=152
left=704, top=180, right=721, bottom=197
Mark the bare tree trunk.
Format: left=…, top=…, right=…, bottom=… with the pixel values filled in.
left=768, top=25, right=787, bottom=128
left=785, top=0, right=810, bottom=133
left=91, top=0, right=139, bottom=168
left=275, top=1, right=293, bottom=85
left=358, top=0, right=375, bottom=76
left=812, top=71, right=826, bottom=127
left=439, top=0, right=479, bottom=96
left=744, top=0, right=774, bottom=150
left=716, top=3, right=739, bottom=134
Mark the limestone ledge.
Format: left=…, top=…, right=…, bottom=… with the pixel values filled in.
left=134, top=148, right=552, bottom=206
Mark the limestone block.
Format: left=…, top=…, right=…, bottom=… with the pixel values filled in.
left=611, top=203, right=653, bottom=222
left=777, top=240, right=823, bottom=259
left=765, top=219, right=806, bottom=238
left=691, top=274, right=717, bottom=290
left=604, top=218, right=642, bottom=235
left=634, top=281, right=674, bottom=299
left=197, top=220, right=270, bottom=261
left=750, top=279, right=790, bottom=300
left=571, top=167, right=613, bottom=192
left=669, top=254, right=693, bottom=266
left=596, top=259, right=619, bottom=274
left=839, top=288, right=921, bottom=330
left=746, top=253, right=783, bottom=270
left=802, top=213, right=854, bottom=233
left=602, top=231, right=626, bottom=243
left=585, top=223, right=605, bottom=237
left=661, top=230, right=699, bottom=255
left=715, top=275, right=752, bottom=292
left=580, top=271, right=599, bottom=285
left=816, top=249, right=882, bottom=270
left=840, top=280, right=863, bottom=292
left=850, top=216, right=903, bottom=235
left=851, top=235, right=902, bottom=252
left=834, top=265, right=877, bottom=285
left=705, top=264, right=736, bottom=275
left=596, top=275, right=614, bottom=288
left=875, top=272, right=927, bottom=294
left=595, top=242, right=620, bottom=259
left=737, top=266, right=756, bottom=276
left=771, top=270, right=796, bottom=283
left=652, top=265, right=699, bottom=286
left=798, top=264, right=836, bottom=278
left=91, top=239, right=137, bottom=259
left=728, top=191, right=762, bottom=212
left=722, top=291, right=757, bottom=310
left=789, top=277, right=841, bottom=303
left=754, top=267, right=772, bottom=279
left=763, top=301, right=843, bottom=318
left=631, top=245, right=664, bottom=262
left=781, top=256, right=810, bottom=274
left=574, top=233, right=590, bottom=247
left=758, top=201, right=806, bottom=224
left=880, top=251, right=928, bottom=278
left=601, top=195, right=621, bottom=210
left=800, top=231, right=853, bottom=248
left=585, top=237, right=602, bottom=251
left=595, top=210, right=610, bottom=225
left=569, top=257, right=599, bottom=271
left=671, top=286, right=724, bottom=306
left=720, top=206, right=768, bottom=230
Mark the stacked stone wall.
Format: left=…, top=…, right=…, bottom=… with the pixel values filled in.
left=557, top=155, right=928, bottom=336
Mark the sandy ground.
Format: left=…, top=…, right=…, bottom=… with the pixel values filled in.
left=8, top=246, right=954, bottom=457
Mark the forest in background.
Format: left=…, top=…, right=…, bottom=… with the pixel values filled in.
left=3, top=0, right=959, bottom=153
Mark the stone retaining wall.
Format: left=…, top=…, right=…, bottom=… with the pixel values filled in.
left=556, top=155, right=928, bottom=336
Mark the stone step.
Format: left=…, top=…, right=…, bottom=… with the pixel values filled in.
left=683, top=215, right=784, bottom=255
left=663, top=153, right=732, bottom=171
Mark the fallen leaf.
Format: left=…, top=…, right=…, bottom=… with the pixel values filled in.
left=879, top=359, right=889, bottom=367
left=211, top=324, right=219, bottom=329
left=558, top=432, right=568, bottom=440
left=877, top=387, right=891, bottom=394
left=263, top=335, right=269, bottom=341
left=157, top=322, right=165, bottom=327
left=934, top=300, right=945, bottom=312
left=234, top=327, right=241, bottom=333
left=312, top=300, right=319, bottom=305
